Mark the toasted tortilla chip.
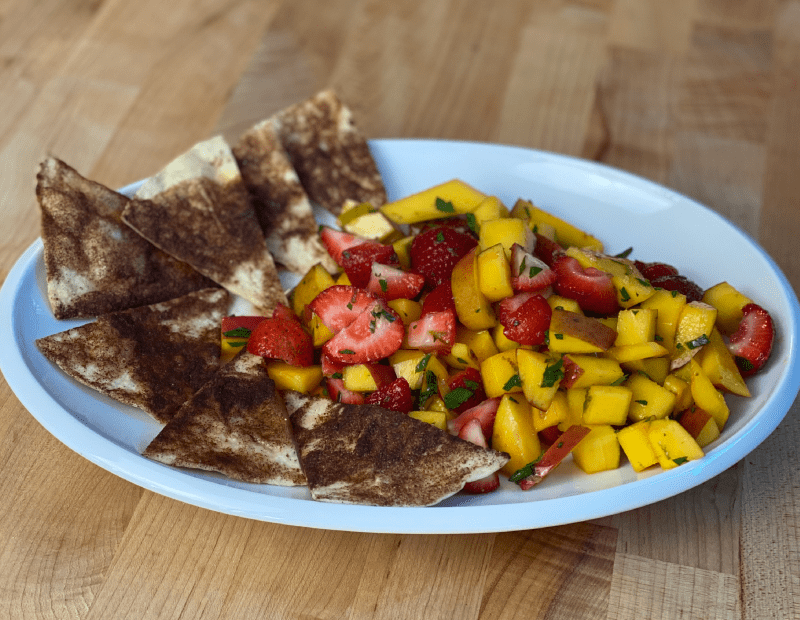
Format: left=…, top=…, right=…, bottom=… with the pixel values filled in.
left=233, top=119, right=337, bottom=274
left=36, top=288, right=228, bottom=424
left=36, top=157, right=216, bottom=320
left=143, top=351, right=305, bottom=486
left=122, top=136, right=287, bottom=314
left=286, top=393, right=510, bottom=507
left=271, top=89, right=387, bottom=215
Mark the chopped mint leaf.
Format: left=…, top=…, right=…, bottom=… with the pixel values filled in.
left=465, top=213, right=478, bottom=235
left=338, top=349, right=356, bottom=355
left=435, top=197, right=455, bottom=213
left=614, top=247, right=633, bottom=258
left=509, top=451, right=546, bottom=483
left=444, top=387, right=474, bottom=409
left=503, top=374, right=522, bottom=391
left=686, top=334, right=710, bottom=350
left=673, top=456, right=689, bottom=465
left=620, top=287, right=631, bottom=302
left=223, top=327, right=252, bottom=338
left=541, top=358, right=564, bottom=388
left=416, top=353, right=432, bottom=372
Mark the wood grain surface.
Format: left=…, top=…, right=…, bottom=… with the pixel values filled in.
left=1, top=1, right=798, bottom=618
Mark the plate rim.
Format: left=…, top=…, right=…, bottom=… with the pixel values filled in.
left=3, top=138, right=800, bottom=534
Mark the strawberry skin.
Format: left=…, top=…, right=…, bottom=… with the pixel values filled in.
left=366, top=263, right=425, bottom=301
left=410, top=225, right=478, bottom=288
left=421, top=281, right=456, bottom=316
left=307, top=286, right=378, bottom=332
left=319, top=227, right=367, bottom=265
left=406, top=310, right=456, bottom=354
left=445, top=367, right=486, bottom=414
left=510, top=243, right=557, bottom=292
left=458, top=418, right=501, bottom=494
left=728, top=303, right=774, bottom=377
left=341, top=242, right=399, bottom=288
left=364, top=377, right=414, bottom=413
left=552, top=255, right=619, bottom=315
left=533, top=233, right=565, bottom=268
left=650, top=274, right=703, bottom=302
left=326, top=377, right=365, bottom=404
left=496, top=293, right=551, bottom=346
left=634, top=260, right=679, bottom=281
left=447, top=396, right=501, bottom=441
left=322, top=300, right=404, bottom=363
left=247, top=317, right=314, bottom=366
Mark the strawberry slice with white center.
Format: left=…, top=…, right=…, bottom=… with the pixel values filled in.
left=326, top=377, right=365, bottom=404
left=319, top=227, right=369, bottom=266
left=458, top=418, right=501, bottom=494
left=552, top=254, right=619, bottom=315
left=406, top=310, right=456, bottom=354
left=366, top=263, right=426, bottom=301
left=728, top=303, right=775, bottom=377
left=306, top=285, right=378, bottom=332
left=495, top=292, right=551, bottom=346
left=322, top=300, right=404, bottom=363
left=447, top=396, right=501, bottom=441
left=510, top=243, right=557, bottom=292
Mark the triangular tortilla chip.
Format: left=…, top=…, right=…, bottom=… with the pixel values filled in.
left=37, top=157, right=216, bottom=320
left=233, top=118, right=337, bottom=275
left=285, top=393, right=510, bottom=507
left=143, top=351, right=305, bottom=486
left=271, top=89, right=387, bottom=215
left=36, top=288, right=229, bottom=424
left=122, top=136, right=287, bottom=314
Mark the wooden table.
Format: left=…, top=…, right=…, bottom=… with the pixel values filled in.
left=1, top=1, right=798, bottom=618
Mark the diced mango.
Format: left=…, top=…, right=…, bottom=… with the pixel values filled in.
left=342, top=364, right=381, bottom=392
left=471, top=195, right=510, bottom=225
left=583, top=385, right=633, bottom=426
left=338, top=200, right=397, bottom=241
left=392, top=235, right=415, bottom=270
left=443, top=342, right=480, bottom=370
left=266, top=362, right=323, bottom=393
left=672, top=301, right=718, bottom=367
left=547, top=295, right=583, bottom=314
left=511, top=199, right=604, bottom=251
left=493, top=322, right=524, bottom=352
left=456, top=327, right=500, bottom=362
left=517, top=349, right=562, bottom=410
left=688, top=359, right=729, bottom=431
left=564, top=355, right=625, bottom=389
left=663, top=373, right=693, bottom=413
left=492, top=394, right=542, bottom=476
left=572, top=425, right=620, bottom=474
left=380, top=179, right=486, bottom=224
left=409, top=410, right=448, bottom=431
left=558, top=388, right=587, bottom=431
left=620, top=357, right=670, bottom=385
left=625, top=373, right=677, bottom=423
left=617, top=421, right=658, bottom=472
left=607, top=341, right=670, bottom=363
left=390, top=350, right=448, bottom=391
left=678, top=407, right=721, bottom=448
left=702, top=281, right=753, bottom=335
left=291, top=264, right=336, bottom=319
left=452, top=248, right=497, bottom=330
left=309, top=313, right=335, bottom=347
left=639, top=289, right=687, bottom=354
left=697, top=328, right=750, bottom=397
left=387, top=298, right=422, bottom=326
left=479, top=217, right=534, bottom=258
left=480, top=349, right=522, bottom=398
left=532, top=390, right=570, bottom=433
left=648, top=419, right=704, bottom=470
left=615, top=308, right=658, bottom=345
left=477, top=243, right=515, bottom=302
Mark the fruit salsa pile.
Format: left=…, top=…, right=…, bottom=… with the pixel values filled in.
left=222, top=179, right=775, bottom=493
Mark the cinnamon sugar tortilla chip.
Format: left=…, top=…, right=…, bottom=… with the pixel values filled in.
left=36, top=288, right=229, bottom=424
left=37, top=156, right=216, bottom=320
left=233, top=119, right=337, bottom=274
left=143, top=351, right=305, bottom=486
left=271, top=89, right=387, bottom=215
left=122, top=136, right=287, bottom=314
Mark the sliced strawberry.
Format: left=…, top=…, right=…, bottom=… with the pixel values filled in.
left=458, top=418, right=500, bottom=494
left=634, top=260, right=679, bottom=281
left=533, top=233, right=565, bottom=268
left=413, top=216, right=478, bottom=238
left=510, top=244, right=557, bottom=292
left=728, top=303, right=774, bottom=377
left=513, top=425, right=591, bottom=490
left=366, top=363, right=397, bottom=388
left=221, top=315, right=266, bottom=338
left=271, top=302, right=298, bottom=323
left=364, top=377, right=414, bottom=413
left=247, top=317, right=313, bottom=366
left=326, top=377, right=365, bottom=405
left=320, top=352, right=347, bottom=378
left=410, top=225, right=478, bottom=288
left=552, top=255, right=619, bottom=315
left=322, top=300, right=404, bottom=363
left=444, top=367, right=486, bottom=414
left=447, top=396, right=501, bottom=441
left=341, top=242, right=399, bottom=288
left=406, top=310, right=456, bottom=354
left=306, top=286, right=377, bottom=332
left=319, top=227, right=367, bottom=265
left=366, top=263, right=425, bottom=301
left=496, top=293, right=551, bottom=346
left=650, top=274, right=703, bottom=302
left=421, top=281, right=456, bottom=316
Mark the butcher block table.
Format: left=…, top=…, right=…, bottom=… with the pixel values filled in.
left=2, top=1, right=799, bottom=618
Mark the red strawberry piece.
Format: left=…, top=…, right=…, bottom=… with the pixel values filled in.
left=458, top=418, right=501, bottom=494
left=319, top=227, right=368, bottom=265
left=406, top=310, right=456, bottom=354
left=650, top=274, right=703, bottom=302
left=558, top=355, right=584, bottom=389
left=365, top=363, right=397, bottom=388
left=410, top=225, right=478, bottom=288
left=306, top=286, right=378, bottom=332
left=634, top=260, right=679, bottom=281
left=444, top=367, right=486, bottom=414
left=533, top=233, right=565, bottom=268
left=320, top=352, right=347, bottom=378
left=421, top=281, right=456, bottom=316
left=247, top=317, right=314, bottom=366
left=538, top=425, right=562, bottom=446
left=447, top=396, right=501, bottom=441
left=728, top=303, right=775, bottom=377
left=271, top=302, right=298, bottom=323
left=364, top=377, right=414, bottom=413
left=366, top=263, right=425, bottom=301
left=552, top=255, right=619, bottom=315
left=322, top=300, right=404, bottom=363
left=326, top=377, right=365, bottom=405
left=496, top=293, right=551, bottom=346
left=221, top=315, right=266, bottom=337
left=415, top=216, right=478, bottom=237
left=510, top=243, right=557, bottom=292
left=341, top=242, right=399, bottom=288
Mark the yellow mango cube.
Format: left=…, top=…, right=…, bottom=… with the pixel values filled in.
left=564, top=355, right=625, bottom=389
left=558, top=388, right=587, bottom=431
left=663, top=373, right=693, bottom=413
left=702, top=281, right=752, bottom=335
left=517, top=349, right=562, bottom=411
left=639, top=289, right=687, bottom=354
left=479, top=217, right=533, bottom=258
left=342, top=364, right=381, bottom=392
left=291, top=263, right=336, bottom=319
left=409, top=410, right=448, bottom=431
left=493, top=322, right=524, bottom=352
left=625, top=372, right=677, bottom=423
left=621, top=357, right=670, bottom=385
left=615, top=308, right=657, bottom=345
left=673, top=301, right=718, bottom=366
left=511, top=199, right=604, bottom=251
left=617, top=421, right=658, bottom=472
left=266, top=362, right=323, bottom=393
left=532, top=390, right=570, bottom=432
left=572, top=425, right=620, bottom=474
left=477, top=244, right=514, bottom=302
left=471, top=195, right=510, bottom=225
left=480, top=349, right=522, bottom=398
left=492, top=394, right=542, bottom=476
left=390, top=350, right=448, bottom=391
left=648, top=419, right=704, bottom=469
left=380, top=179, right=486, bottom=224
left=452, top=248, right=497, bottom=330
left=583, top=385, right=633, bottom=426
left=607, top=341, right=670, bottom=363
left=456, top=326, right=500, bottom=363
left=392, top=235, right=415, bottom=270
left=688, top=359, right=729, bottom=431
left=387, top=298, right=422, bottom=326
left=697, top=328, right=750, bottom=397
left=338, top=200, right=397, bottom=241
left=444, top=342, right=480, bottom=370
left=547, top=295, right=583, bottom=314
left=309, top=313, right=335, bottom=347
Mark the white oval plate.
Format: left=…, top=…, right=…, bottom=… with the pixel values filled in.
left=2, top=139, right=799, bottom=534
